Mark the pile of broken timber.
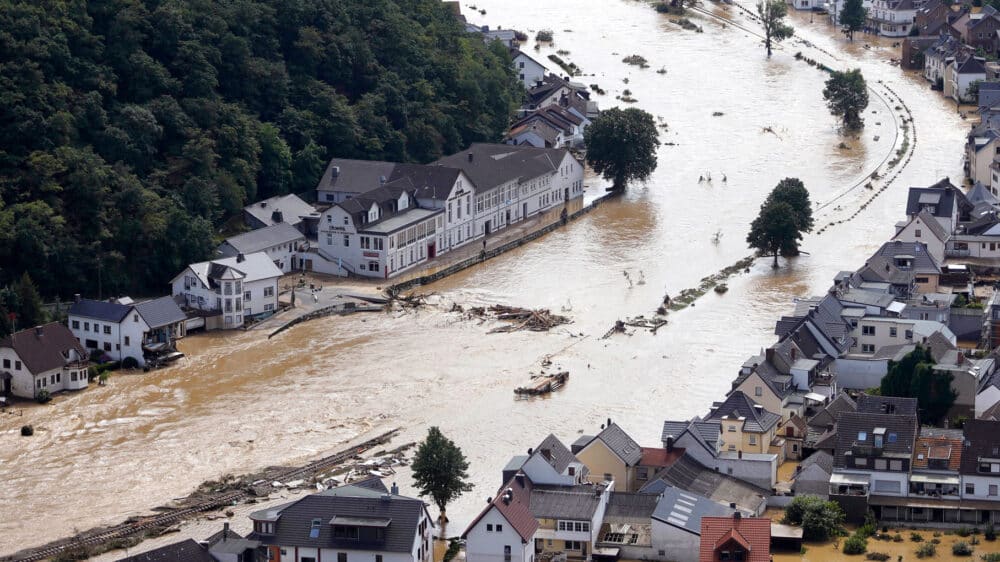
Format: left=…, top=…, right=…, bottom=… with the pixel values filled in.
left=487, top=305, right=570, bottom=333
left=515, top=371, right=569, bottom=396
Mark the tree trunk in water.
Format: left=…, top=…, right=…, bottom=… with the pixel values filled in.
left=766, top=37, right=772, bottom=57
left=772, top=252, right=779, bottom=269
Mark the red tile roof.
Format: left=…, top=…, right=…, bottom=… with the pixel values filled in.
left=699, top=516, right=770, bottom=562
left=912, top=433, right=963, bottom=471
left=640, top=447, right=686, bottom=468
left=462, top=474, right=538, bottom=543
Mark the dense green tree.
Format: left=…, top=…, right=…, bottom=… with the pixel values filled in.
left=839, top=0, right=867, bottom=40
left=758, top=0, right=794, bottom=57
left=411, top=427, right=473, bottom=521
left=782, top=496, right=845, bottom=541
left=880, top=346, right=957, bottom=425
left=747, top=195, right=806, bottom=268
left=584, top=107, right=661, bottom=191
left=761, top=178, right=814, bottom=255
left=0, top=0, right=521, bottom=298
left=823, top=69, right=870, bottom=130
left=14, top=273, right=45, bottom=329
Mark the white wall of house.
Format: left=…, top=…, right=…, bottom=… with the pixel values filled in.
left=949, top=236, right=1000, bottom=259
left=894, top=217, right=946, bottom=264
left=869, top=0, right=916, bottom=37
left=465, top=507, right=534, bottom=562
left=950, top=64, right=987, bottom=103
left=171, top=270, right=278, bottom=328
left=714, top=453, right=778, bottom=489
left=849, top=318, right=952, bottom=356
left=521, top=454, right=576, bottom=486
left=514, top=54, right=546, bottom=89
left=0, top=348, right=88, bottom=398
left=960, top=473, right=1000, bottom=500
left=970, top=138, right=1000, bottom=188
left=649, top=522, right=700, bottom=562
left=69, top=311, right=148, bottom=365
left=281, top=547, right=413, bottom=562
left=870, top=470, right=910, bottom=496
left=672, top=432, right=717, bottom=468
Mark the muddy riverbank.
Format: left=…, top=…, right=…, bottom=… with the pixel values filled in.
left=0, top=0, right=968, bottom=555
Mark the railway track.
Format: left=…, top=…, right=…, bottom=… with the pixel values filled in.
left=8, top=428, right=400, bottom=562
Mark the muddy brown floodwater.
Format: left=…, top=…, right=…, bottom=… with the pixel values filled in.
left=2, top=0, right=971, bottom=555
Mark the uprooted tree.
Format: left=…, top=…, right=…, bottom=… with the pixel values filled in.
left=584, top=107, right=660, bottom=191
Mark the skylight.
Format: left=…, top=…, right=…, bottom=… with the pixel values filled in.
left=310, top=518, right=322, bottom=539
left=858, top=431, right=867, bottom=441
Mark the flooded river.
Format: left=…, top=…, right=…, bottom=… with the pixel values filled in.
left=3, top=0, right=970, bottom=554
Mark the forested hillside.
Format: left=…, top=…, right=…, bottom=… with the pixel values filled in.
left=0, top=0, right=521, bottom=305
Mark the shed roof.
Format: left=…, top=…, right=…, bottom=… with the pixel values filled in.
left=652, top=485, right=736, bottom=534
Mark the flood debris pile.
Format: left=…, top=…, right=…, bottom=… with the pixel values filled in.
left=515, top=371, right=570, bottom=396
left=475, top=304, right=572, bottom=333
left=602, top=316, right=667, bottom=338
left=622, top=54, right=650, bottom=68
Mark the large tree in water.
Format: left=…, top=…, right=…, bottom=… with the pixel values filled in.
left=584, top=107, right=660, bottom=191
left=411, top=427, right=473, bottom=526
left=758, top=0, right=794, bottom=57
left=823, top=69, right=870, bottom=130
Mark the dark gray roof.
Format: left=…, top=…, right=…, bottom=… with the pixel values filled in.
left=68, top=299, right=131, bottom=323
left=960, top=420, right=1000, bottom=474
left=251, top=484, right=426, bottom=552
left=833, top=411, right=917, bottom=468
left=530, top=484, right=604, bottom=519
left=661, top=420, right=721, bottom=454
left=0, top=322, right=87, bottom=374
left=855, top=394, right=918, bottom=417
left=317, top=158, right=397, bottom=194
left=706, top=391, right=781, bottom=434
left=839, top=289, right=895, bottom=309
left=222, top=222, right=305, bottom=254
left=533, top=434, right=578, bottom=473
left=651, top=485, right=735, bottom=534
left=391, top=163, right=462, bottom=201
left=905, top=179, right=972, bottom=219
left=433, top=143, right=571, bottom=195
left=116, top=539, right=214, bottom=562
left=605, top=492, right=660, bottom=518
left=641, top=455, right=768, bottom=515
left=798, top=451, right=834, bottom=475
left=867, top=240, right=942, bottom=275
left=134, top=296, right=187, bottom=329
left=592, top=423, right=642, bottom=466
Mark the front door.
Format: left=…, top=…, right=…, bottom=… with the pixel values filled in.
left=505, top=209, right=511, bottom=225
left=564, top=187, right=569, bottom=201
left=522, top=202, right=528, bottom=220
left=485, top=220, right=491, bottom=235
left=428, top=242, right=436, bottom=259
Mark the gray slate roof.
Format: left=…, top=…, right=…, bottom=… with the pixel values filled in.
left=641, top=455, right=768, bottom=515
left=833, top=411, right=917, bottom=468
left=706, top=391, right=781, bottom=434
left=317, top=158, right=397, bottom=194
left=905, top=179, right=972, bottom=219
left=433, top=143, right=570, bottom=195
left=530, top=484, right=603, bottom=519
left=68, top=299, right=131, bottom=323
left=661, top=419, right=721, bottom=454
left=222, top=222, right=305, bottom=255
left=134, top=296, right=187, bottom=329
left=798, top=451, right=834, bottom=475
left=855, top=394, right=918, bottom=417
left=651, top=484, right=736, bottom=535
left=534, top=434, right=578, bottom=473
left=250, top=484, right=426, bottom=552
left=604, top=492, right=660, bottom=518
left=592, top=423, right=642, bottom=466
left=115, top=539, right=214, bottom=562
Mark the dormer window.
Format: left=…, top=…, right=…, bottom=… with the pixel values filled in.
left=333, top=525, right=360, bottom=539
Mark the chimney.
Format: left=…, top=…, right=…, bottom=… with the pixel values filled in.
left=666, top=435, right=675, bottom=452
left=734, top=512, right=742, bottom=521
left=74, top=293, right=81, bottom=303
left=272, top=210, right=283, bottom=223
left=527, top=447, right=533, bottom=455
left=236, top=253, right=245, bottom=263
left=391, top=482, right=399, bottom=495
left=223, top=522, right=229, bottom=542
left=607, top=417, right=612, bottom=428
left=515, top=473, right=525, bottom=488
left=34, top=326, right=43, bottom=337
left=791, top=347, right=797, bottom=361
left=729, top=502, right=737, bottom=509
left=487, top=496, right=493, bottom=504
left=332, top=166, right=340, bottom=177
left=468, top=152, right=474, bottom=162
left=260, top=201, right=267, bottom=208
left=765, top=348, right=775, bottom=363
left=379, top=175, right=387, bottom=186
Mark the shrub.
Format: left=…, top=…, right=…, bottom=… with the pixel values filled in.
left=911, top=532, right=924, bottom=542
left=985, top=525, right=996, bottom=541
left=535, top=29, right=553, bottom=41
left=20, top=425, right=33, bottom=436
left=931, top=538, right=941, bottom=544
left=982, top=553, right=1000, bottom=561
left=959, top=526, right=973, bottom=537
left=122, top=356, right=139, bottom=370
left=972, top=536, right=981, bottom=545
left=443, top=539, right=461, bottom=562
left=893, top=534, right=903, bottom=542
left=866, top=552, right=890, bottom=560
left=916, top=543, right=936, bottom=558
left=35, top=389, right=51, bottom=404
left=783, top=496, right=846, bottom=541
left=954, top=541, right=973, bottom=556
left=655, top=2, right=671, bottom=12
left=844, top=534, right=868, bottom=555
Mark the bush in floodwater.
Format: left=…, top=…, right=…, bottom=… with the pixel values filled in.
left=985, top=525, right=997, bottom=541
left=982, top=553, right=1000, bottom=562
left=35, top=389, right=51, bottom=404
left=958, top=527, right=973, bottom=537
left=535, top=29, right=553, bottom=41
left=844, top=534, right=868, bottom=555
left=655, top=2, right=671, bottom=12
left=953, top=541, right=973, bottom=556
left=122, top=356, right=139, bottom=370
left=443, top=539, right=462, bottom=562
left=910, top=532, right=923, bottom=542
left=866, top=553, right=890, bottom=561
left=915, top=543, right=936, bottom=558
left=20, top=425, right=33, bottom=436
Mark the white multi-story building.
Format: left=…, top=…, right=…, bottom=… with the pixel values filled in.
left=0, top=322, right=89, bottom=399
left=867, top=0, right=922, bottom=36
left=218, top=222, right=308, bottom=273
left=313, top=144, right=585, bottom=278
left=67, top=296, right=187, bottom=366
left=250, top=481, right=434, bottom=562
left=171, top=252, right=283, bottom=329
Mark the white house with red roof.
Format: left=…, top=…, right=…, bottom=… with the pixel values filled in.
left=463, top=473, right=538, bottom=562
left=697, top=514, right=771, bottom=562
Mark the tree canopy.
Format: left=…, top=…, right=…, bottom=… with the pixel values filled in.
left=823, top=69, right=870, bottom=130
left=839, top=0, right=866, bottom=40
left=584, top=107, right=660, bottom=191
left=0, top=0, right=522, bottom=299
left=747, top=178, right=813, bottom=267
left=783, top=496, right=845, bottom=541
left=757, top=0, right=794, bottom=57
left=411, top=426, right=473, bottom=518
left=880, top=345, right=957, bottom=425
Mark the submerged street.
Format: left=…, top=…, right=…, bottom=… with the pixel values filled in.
left=2, top=0, right=969, bottom=554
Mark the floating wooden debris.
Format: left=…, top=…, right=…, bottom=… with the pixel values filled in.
left=624, top=316, right=667, bottom=333
left=487, top=305, right=570, bottom=333
left=515, top=372, right=569, bottom=396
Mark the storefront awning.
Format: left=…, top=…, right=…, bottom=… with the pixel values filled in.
left=830, top=473, right=870, bottom=486
left=910, top=474, right=960, bottom=485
